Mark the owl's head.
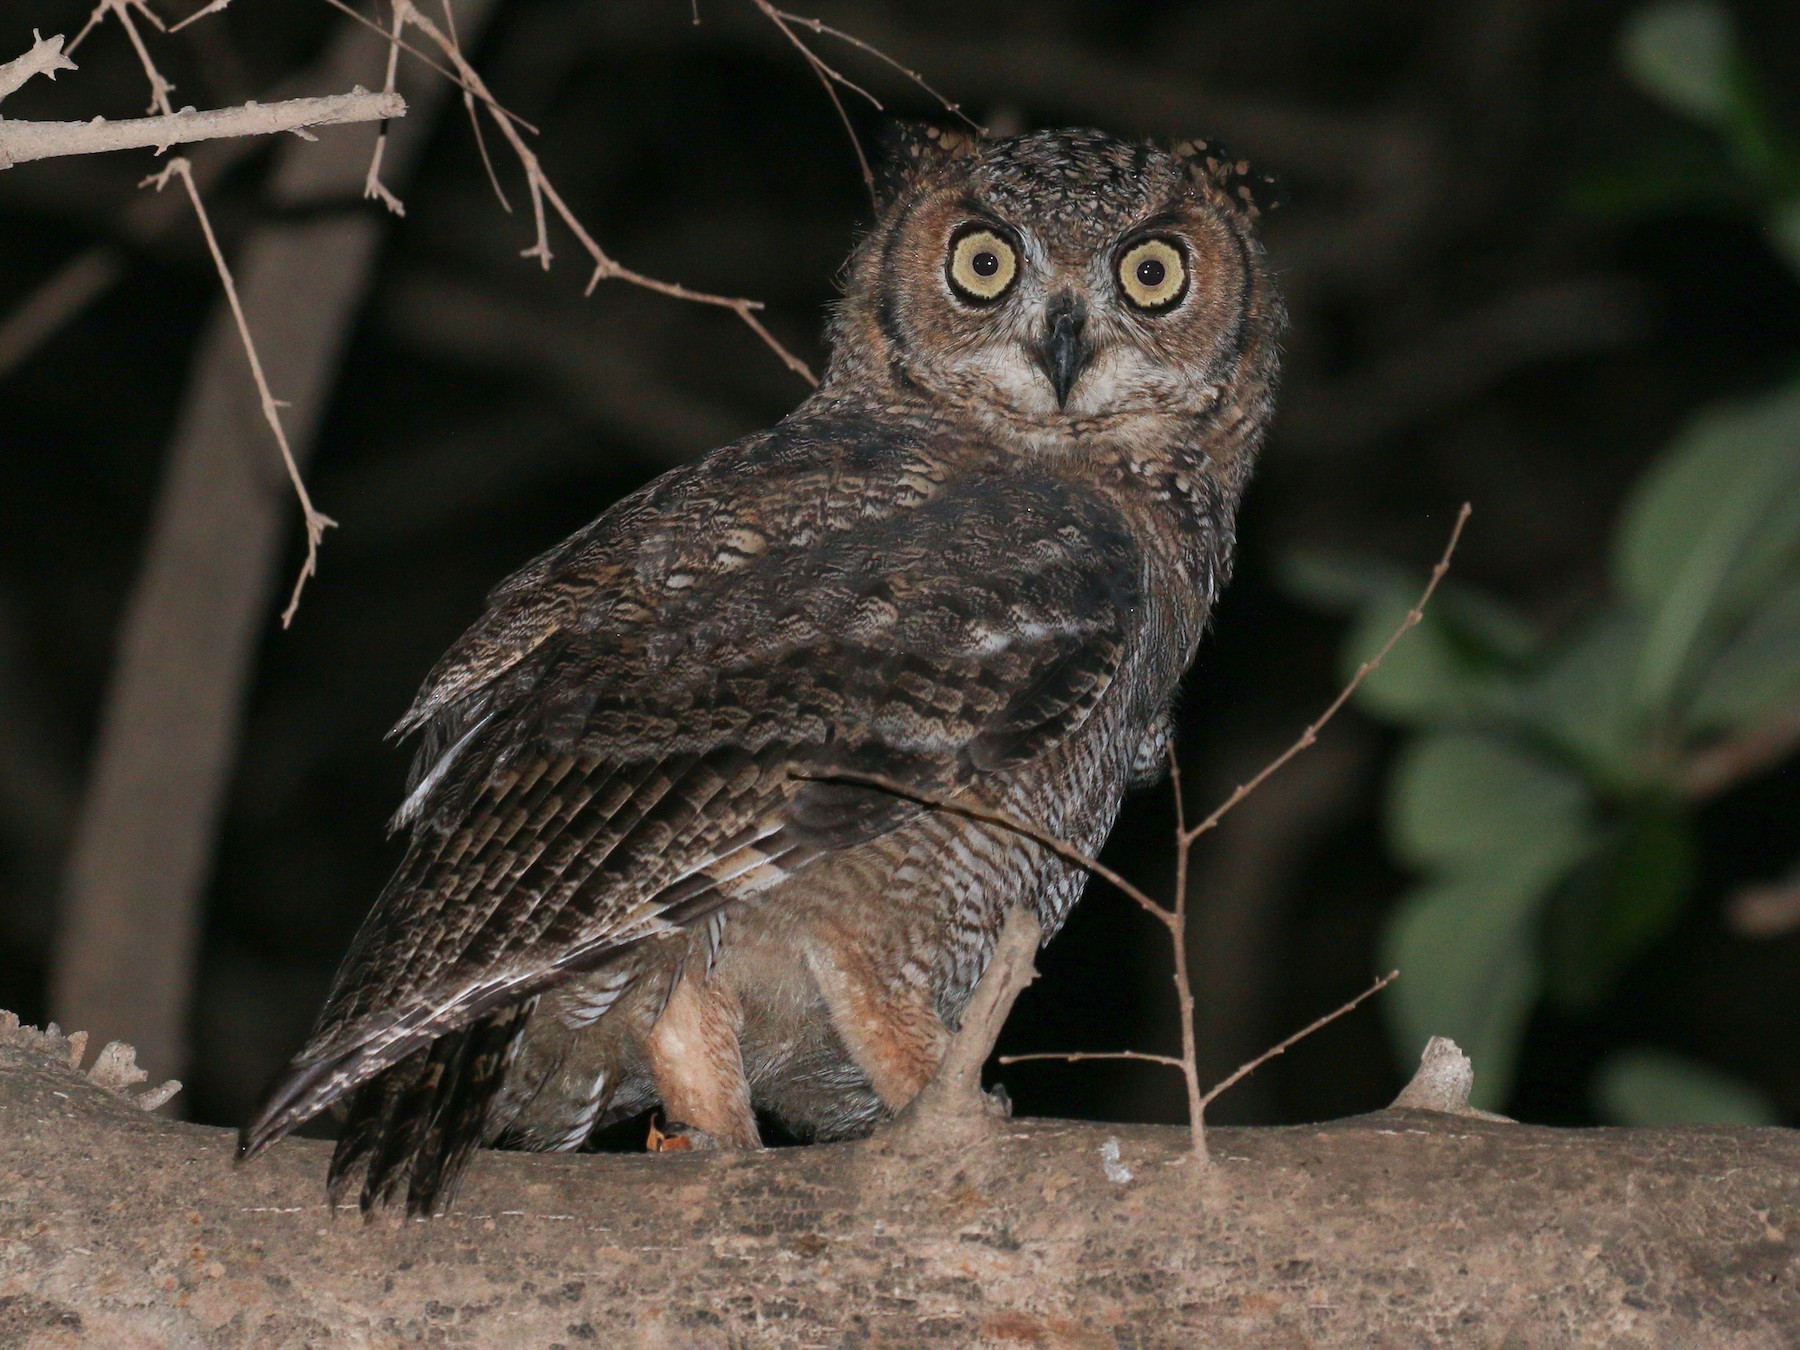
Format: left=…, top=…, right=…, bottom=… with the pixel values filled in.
left=826, top=127, right=1282, bottom=458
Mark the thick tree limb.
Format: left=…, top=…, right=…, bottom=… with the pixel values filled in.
left=0, top=90, right=406, bottom=168
left=1, top=1022, right=1794, bottom=1346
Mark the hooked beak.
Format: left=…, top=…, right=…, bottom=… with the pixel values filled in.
left=1035, top=295, right=1092, bottom=409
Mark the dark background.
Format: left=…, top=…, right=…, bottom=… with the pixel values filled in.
left=1, top=0, right=1796, bottom=1139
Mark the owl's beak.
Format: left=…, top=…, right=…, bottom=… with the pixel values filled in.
left=1036, top=295, right=1092, bottom=409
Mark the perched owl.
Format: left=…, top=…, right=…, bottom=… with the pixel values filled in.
left=241, top=126, right=1283, bottom=1215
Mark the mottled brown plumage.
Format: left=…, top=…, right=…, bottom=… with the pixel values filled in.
left=241, top=126, right=1283, bottom=1215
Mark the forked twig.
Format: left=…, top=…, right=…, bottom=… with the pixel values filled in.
left=744, top=0, right=982, bottom=206
left=807, top=505, right=1471, bottom=1160
left=318, top=0, right=816, bottom=383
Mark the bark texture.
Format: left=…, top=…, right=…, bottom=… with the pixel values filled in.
left=1, top=1022, right=1795, bottom=1348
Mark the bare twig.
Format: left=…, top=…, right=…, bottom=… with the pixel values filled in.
left=774, top=9, right=982, bottom=134
left=1179, top=502, right=1472, bottom=847
left=1198, top=971, right=1397, bottom=1113
left=0, top=89, right=405, bottom=167
left=441, top=0, right=510, bottom=212
left=314, top=0, right=816, bottom=383
left=999, top=1049, right=1185, bottom=1069
left=750, top=0, right=881, bottom=201
left=100, top=0, right=176, bottom=114
left=60, top=0, right=351, bottom=623
left=792, top=772, right=1172, bottom=924
left=745, top=0, right=984, bottom=205
left=362, top=4, right=408, bottom=215
left=169, top=0, right=241, bottom=34
left=143, top=159, right=336, bottom=626
left=0, top=31, right=78, bottom=103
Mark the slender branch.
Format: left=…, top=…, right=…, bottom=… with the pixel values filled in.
left=105, top=0, right=176, bottom=115
left=1169, top=749, right=1204, bottom=1150
left=831, top=509, right=1467, bottom=1160
left=775, top=9, right=983, bottom=134
left=793, top=772, right=1174, bottom=927
left=1180, top=502, right=1471, bottom=845
left=363, top=0, right=817, bottom=384
left=313, top=0, right=539, bottom=135
left=750, top=0, right=880, bottom=201
left=1198, top=971, right=1398, bottom=1112
left=0, top=31, right=78, bottom=104
left=169, top=0, right=240, bottom=32
left=0, top=90, right=405, bottom=167
left=998, top=1049, right=1185, bottom=1069
left=143, top=159, right=336, bottom=627
left=441, top=0, right=511, bottom=213
left=362, top=5, right=409, bottom=216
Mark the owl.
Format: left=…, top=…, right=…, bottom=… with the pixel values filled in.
left=241, top=126, right=1283, bottom=1215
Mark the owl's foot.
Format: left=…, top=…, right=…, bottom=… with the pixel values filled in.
left=644, top=972, right=763, bottom=1149
left=645, top=1117, right=728, bottom=1152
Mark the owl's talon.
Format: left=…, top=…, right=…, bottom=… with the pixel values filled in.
left=647, top=1117, right=723, bottom=1152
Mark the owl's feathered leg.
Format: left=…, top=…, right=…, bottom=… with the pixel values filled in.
left=804, top=929, right=950, bottom=1111
left=644, top=967, right=761, bottom=1149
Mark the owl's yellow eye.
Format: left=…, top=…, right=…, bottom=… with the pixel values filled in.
left=946, top=226, right=1019, bottom=303
left=1117, top=237, right=1188, bottom=311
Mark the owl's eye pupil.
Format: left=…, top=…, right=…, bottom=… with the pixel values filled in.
left=1136, top=258, right=1166, bottom=287
left=971, top=251, right=1000, bottom=278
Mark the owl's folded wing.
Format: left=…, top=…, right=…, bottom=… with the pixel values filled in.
left=242, top=471, right=1141, bottom=1152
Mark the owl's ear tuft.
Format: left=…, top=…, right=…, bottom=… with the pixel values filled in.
left=1170, top=137, right=1285, bottom=220
left=874, top=121, right=981, bottom=214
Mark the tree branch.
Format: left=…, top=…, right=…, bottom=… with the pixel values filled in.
left=0, top=31, right=78, bottom=103
left=0, top=89, right=405, bottom=167
left=2, top=1017, right=1794, bottom=1344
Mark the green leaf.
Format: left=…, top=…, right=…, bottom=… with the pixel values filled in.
left=1620, top=0, right=1735, bottom=127
left=1614, top=383, right=1800, bottom=713
left=1687, top=573, right=1800, bottom=730
left=1593, top=1048, right=1780, bottom=1125
left=1383, top=865, right=1554, bottom=1111
left=1388, top=733, right=1592, bottom=871
left=1543, top=798, right=1695, bottom=1011
left=1514, top=611, right=1647, bottom=786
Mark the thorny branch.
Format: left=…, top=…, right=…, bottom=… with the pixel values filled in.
left=815, top=503, right=1473, bottom=1161
left=0, top=31, right=77, bottom=103
left=316, top=0, right=817, bottom=382
left=0, top=89, right=406, bottom=167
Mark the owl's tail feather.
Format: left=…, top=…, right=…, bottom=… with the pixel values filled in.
left=323, top=999, right=537, bottom=1218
